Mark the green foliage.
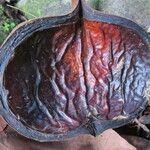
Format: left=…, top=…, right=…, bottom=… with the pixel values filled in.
left=0, top=5, right=3, bottom=13
left=0, top=5, right=17, bottom=44
left=95, top=0, right=105, bottom=10
left=2, top=21, right=16, bottom=32
left=86, top=0, right=105, bottom=10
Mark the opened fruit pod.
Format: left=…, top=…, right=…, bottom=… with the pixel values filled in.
left=0, top=0, right=150, bottom=142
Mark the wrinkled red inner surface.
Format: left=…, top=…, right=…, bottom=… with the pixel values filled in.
left=4, top=19, right=150, bottom=133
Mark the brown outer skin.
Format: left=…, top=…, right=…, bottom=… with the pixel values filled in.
left=0, top=0, right=150, bottom=142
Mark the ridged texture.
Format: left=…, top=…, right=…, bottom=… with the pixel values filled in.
left=4, top=19, right=150, bottom=134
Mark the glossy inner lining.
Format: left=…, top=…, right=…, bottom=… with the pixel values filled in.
left=4, top=19, right=150, bottom=134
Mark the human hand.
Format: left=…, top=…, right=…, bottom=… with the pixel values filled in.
left=0, top=116, right=136, bottom=150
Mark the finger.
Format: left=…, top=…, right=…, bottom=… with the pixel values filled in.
left=97, top=129, right=136, bottom=150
